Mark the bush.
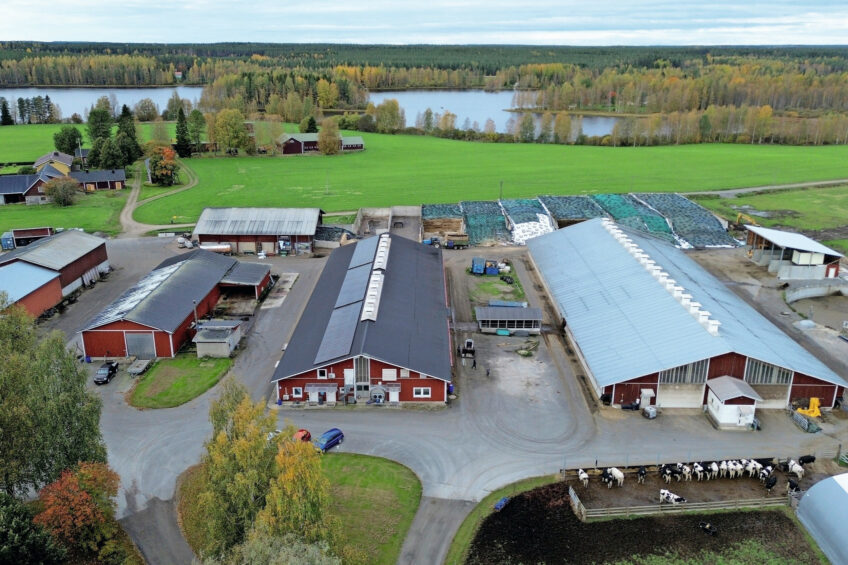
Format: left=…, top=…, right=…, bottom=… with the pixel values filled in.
left=43, top=176, right=79, bottom=206
left=18, top=165, right=36, bottom=174
left=0, top=493, right=66, bottom=564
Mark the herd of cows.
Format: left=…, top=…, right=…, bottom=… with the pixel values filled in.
left=575, top=454, right=817, bottom=506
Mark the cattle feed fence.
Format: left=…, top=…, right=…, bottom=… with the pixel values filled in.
left=567, top=485, right=789, bottom=522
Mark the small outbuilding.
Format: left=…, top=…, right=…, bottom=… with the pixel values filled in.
left=475, top=306, right=542, bottom=335
left=193, top=322, right=242, bottom=358
left=745, top=225, right=842, bottom=280
left=279, top=133, right=320, bottom=154
left=705, top=376, right=763, bottom=430
left=0, top=262, right=62, bottom=317
left=797, top=473, right=848, bottom=565
left=70, top=169, right=126, bottom=191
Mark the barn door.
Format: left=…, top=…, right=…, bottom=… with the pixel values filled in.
left=125, top=333, right=156, bottom=359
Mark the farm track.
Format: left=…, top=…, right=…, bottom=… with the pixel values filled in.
left=118, top=158, right=198, bottom=238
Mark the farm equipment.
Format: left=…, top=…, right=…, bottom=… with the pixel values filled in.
left=797, top=397, right=822, bottom=418
left=460, top=339, right=475, bottom=359
left=444, top=233, right=469, bottom=249
left=471, top=257, right=485, bottom=275
left=734, top=212, right=760, bottom=229
left=422, top=236, right=441, bottom=248
left=494, top=497, right=510, bottom=511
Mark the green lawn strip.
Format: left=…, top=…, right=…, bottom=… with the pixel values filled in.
left=129, top=354, right=233, bottom=409
left=468, top=277, right=525, bottom=305
left=138, top=170, right=189, bottom=202
left=324, top=213, right=357, bottom=224
left=444, top=474, right=558, bottom=565
left=0, top=189, right=126, bottom=235
left=176, top=464, right=208, bottom=556
left=131, top=138, right=848, bottom=223
left=322, top=453, right=422, bottom=565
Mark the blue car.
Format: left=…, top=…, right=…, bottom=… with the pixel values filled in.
left=313, top=428, right=344, bottom=452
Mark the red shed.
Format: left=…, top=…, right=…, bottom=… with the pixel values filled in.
left=279, top=133, right=320, bottom=154
left=80, top=250, right=270, bottom=359
left=0, top=262, right=62, bottom=317
left=271, top=233, right=453, bottom=405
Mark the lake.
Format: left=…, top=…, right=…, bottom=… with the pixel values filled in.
left=0, top=86, right=205, bottom=119
left=368, top=89, right=620, bottom=136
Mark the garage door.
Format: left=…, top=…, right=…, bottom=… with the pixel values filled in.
left=261, top=241, right=275, bottom=254
left=240, top=241, right=256, bottom=253
left=125, top=333, right=156, bottom=359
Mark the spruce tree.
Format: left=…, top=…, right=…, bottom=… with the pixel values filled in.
left=116, top=105, right=142, bottom=162
left=0, top=99, right=13, bottom=126
left=175, top=107, right=192, bottom=158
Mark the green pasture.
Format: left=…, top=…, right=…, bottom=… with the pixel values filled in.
left=133, top=135, right=848, bottom=223
left=0, top=122, right=177, bottom=162
left=0, top=190, right=126, bottom=235
left=694, top=185, right=848, bottom=252
left=129, top=354, right=233, bottom=409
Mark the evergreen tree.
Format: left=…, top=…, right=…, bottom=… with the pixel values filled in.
left=175, top=107, right=192, bottom=158
left=86, top=137, right=107, bottom=169
left=53, top=125, right=83, bottom=155
left=99, top=139, right=124, bottom=170
left=187, top=109, right=206, bottom=152
left=0, top=99, right=13, bottom=126
left=116, top=105, right=142, bottom=162
left=87, top=108, right=112, bottom=143
left=305, top=116, right=318, bottom=133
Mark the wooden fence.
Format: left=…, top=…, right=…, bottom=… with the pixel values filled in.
left=567, top=486, right=788, bottom=522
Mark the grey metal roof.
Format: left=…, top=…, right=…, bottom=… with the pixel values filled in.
left=0, top=230, right=105, bottom=272
left=280, top=133, right=319, bottom=143
left=271, top=234, right=452, bottom=383
left=342, top=136, right=364, bottom=146
left=746, top=225, right=843, bottom=257
left=0, top=262, right=59, bottom=302
left=220, top=262, right=271, bottom=285
left=193, top=207, right=321, bottom=237
left=707, top=376, right=763, bottom=402
left=797, top=473, right=848, bottom=565
left=0, top=174, right=38, bottom=195
left=70, top=169, right=126, bottom=183
left=75, top=148, right=90, bottom=158
left=475, top=306, right=542, bottom=321
left=34, top=151, right=73, bottom=168
left=83, top=250, right=237, bottom=333
left=38, top=164, right=65, bottom=179
left=527, top=218, right=847, bottom=388
left=193, top=328, right=233, bottom=343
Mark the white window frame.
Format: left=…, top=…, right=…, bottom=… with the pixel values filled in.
left=400, top=368, right=410, bottom=379
left=317, top=368, right=328, bottom=379
left=292, top=387, right=303, bottom=398
left=659, top=359, right=708, bottom=384
left=744, top=358, right=792, bottom=385
left=382, top=368, right=397, bottom=381
left=413, top=387, right=431, bottom=398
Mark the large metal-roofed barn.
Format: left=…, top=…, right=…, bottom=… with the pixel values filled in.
left=745, top=225, right=843, bottom=280
left=797, top=473, right=848, bottom=565
left=193, top=207, right=323, bottom=255
left=527, top=218, right=846, bottom=411
left=0, top=230, right=109, bottom=296
left=80, top=249, right=271, bottom=359
left=0, top=262, right=62, bottom=317
left=271, top=233, right=452, bottom=405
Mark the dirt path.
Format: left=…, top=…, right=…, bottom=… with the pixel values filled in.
left=118, top=159, right=199, bottom=238
left=689, top=177, right=848, bottom=199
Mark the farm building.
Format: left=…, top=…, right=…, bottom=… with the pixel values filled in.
left=1, top=227, right=54, bottom=249
left=74, top=147, right=90, bottom=166
left=34, top=151, right=73, bottom=174
left=0, top=262, right=62, bottom=317
left=475, top=306, right=542, bottom=335
left=193, top=207, right=323, bottom=255
left=797, top=473, right=848, bottom=565
left=704, top=376, right=763, bottom=429
left=0, top=230, right=109, bottom=297
left=81, top=250, right=270, bottom=359
left=278, top=133, right=365, bottom=154
left=271, top=233, right=452, bottom=405
left=0, top=168, right=56, bottom=204
left=527, top=218, right=847, bottom=413
left=192, top=320, right=243, bottom=358
left=70, top=169, right=126, bottom=191
left=341, top=136, right=365, bottom=151
left=745, top=225, right=842, bottom=280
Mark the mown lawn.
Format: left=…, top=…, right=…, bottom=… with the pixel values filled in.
left=322, top=453, right=421, bottom=565
left=129, top=354, right=232, bottom=409
left=0, top=189, right=126, bottom=235
left=693, top=185, right=848, bottom=252
left=132, top=137, right=848, bottom=223
left=137, top=169, right=188, bottom=202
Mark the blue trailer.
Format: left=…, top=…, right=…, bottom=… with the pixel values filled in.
left=471, top=257, right=485, bottom=275
left=1, top=232, right=14, bottom=251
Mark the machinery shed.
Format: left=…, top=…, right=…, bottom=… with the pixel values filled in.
left=193, top=207, right=323, bottom=256
left=475, top=306, right=542, bottom=335
left=0, top=262, right=62, bottom=317
left=528, top=219, right=847, bottom=412
left=745, top=225, right=842, bottom=280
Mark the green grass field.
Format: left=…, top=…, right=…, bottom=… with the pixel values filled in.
left=322, top=453, right=421, bottom=565
left=694, top=185, right=848, bottom=252
left=132, top=136, right=848, bottom=224
left=0, top=190, right=126, bottom=235
left=129, top=354, right=233, bottom=409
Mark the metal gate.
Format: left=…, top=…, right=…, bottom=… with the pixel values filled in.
left=125, top=332, right=156, bottom=359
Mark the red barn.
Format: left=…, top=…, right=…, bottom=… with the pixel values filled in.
left=81, top=250, right=271, bottom=359
left=0, top=230, right=109, bottom=297
left=0, top=262, right=63, bottom=317
left=271, top=233, right=453, bottom=405
left=279, top=133, right=320, bottom=154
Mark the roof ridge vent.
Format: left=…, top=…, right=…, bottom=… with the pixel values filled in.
left=360, top=271, right=385, bottom=322
left=706, top=319, right=721, bottom=336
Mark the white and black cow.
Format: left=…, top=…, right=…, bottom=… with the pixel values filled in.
left=759, top=465, right=774, bottom=484
left=788, top=460, right=805, bottom=479
left=660, top=489, right=686, bottom=505
left=607, top=467, right=624, bottom=488
left=637, top=466, right=647, bottom=484
left=764, top=475, right=778, bottom=494
left=693, top=462, right=705, bottom=482
left=578, top=468, right=589, bottom=488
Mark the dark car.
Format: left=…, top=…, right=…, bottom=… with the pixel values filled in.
left=313, top=428, right=344, bottom=452
left=94, top=361, right=119, bottom=385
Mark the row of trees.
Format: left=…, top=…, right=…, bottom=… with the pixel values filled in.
left=0, top=298, right=130, bottom=563
left=191, top=379, right=351, bottom=564
left=0, top=95, right=61, bottom=124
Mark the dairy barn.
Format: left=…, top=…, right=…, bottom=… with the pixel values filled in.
left=527, top=219, right=847, bottom=419
left=271, top=233, right=453, bottom=405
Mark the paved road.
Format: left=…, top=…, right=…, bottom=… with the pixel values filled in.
left=66, top=242, right=847, bottom=565
left=688, top=178, right=848, bottom=198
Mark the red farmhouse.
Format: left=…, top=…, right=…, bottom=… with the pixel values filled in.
left=81, top=250, right=271, bottom=359
left=271, top=233, right=453, bottom=405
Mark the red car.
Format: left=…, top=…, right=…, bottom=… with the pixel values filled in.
left=294, top=429, right=312, bottom=442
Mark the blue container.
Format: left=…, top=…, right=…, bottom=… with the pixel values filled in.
left=448, top=383, right=454, bottom=394
left=84, top=355, right=92, bottom=363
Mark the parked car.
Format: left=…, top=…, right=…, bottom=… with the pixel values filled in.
left=94, top=361, right=119, bottom=385
left=294, top=429, right=312, bottom=442
left=313, top=428, right=344, bottom=452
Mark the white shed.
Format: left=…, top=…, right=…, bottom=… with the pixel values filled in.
left=705, top=376, right=763, bottom=430
left=193, top=322, right=242, bottom=358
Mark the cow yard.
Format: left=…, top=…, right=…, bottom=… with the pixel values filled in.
left=466, top=480, right=827, bottom=565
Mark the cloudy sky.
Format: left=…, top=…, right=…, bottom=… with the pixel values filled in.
left=3, top=1, right=848, bottom=44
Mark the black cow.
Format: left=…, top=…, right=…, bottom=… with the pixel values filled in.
left=764, top=475, right=778, bottom=494
left=798, top=455, right=816, bottom=466
left=637, top=466, right=647, bottom=484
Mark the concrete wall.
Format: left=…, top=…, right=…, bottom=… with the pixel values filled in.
left=786, top=283, right=848, bottom=302
left=391, top=205, right=422, bottom=218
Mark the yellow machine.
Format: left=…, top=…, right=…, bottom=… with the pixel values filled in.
left=797, top=397, right=821, bottom=419
left=736, top=212, right=760, bottom=227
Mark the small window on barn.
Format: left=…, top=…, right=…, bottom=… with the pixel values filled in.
left=382, top=368, right=397, bottom=381
left=317, top=369, right=328, bottom=379
left=745, top=359, right=792, bottom=385
left=400, top=369, right=410, bottom=379
left=292, top=387, right=303, bottom=398
left=659, top=359, right=708, bottom=384
left=413, top=387, right=431, bottom=398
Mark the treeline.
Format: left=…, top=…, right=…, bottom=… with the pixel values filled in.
left=0, top=95, right=61, bottom=123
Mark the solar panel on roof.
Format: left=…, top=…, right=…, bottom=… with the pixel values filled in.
left=348, top=236, right=379, bottom=268
left=314, top=302, right=362, bottom=364
left=335, top=264, right=371, bottom=308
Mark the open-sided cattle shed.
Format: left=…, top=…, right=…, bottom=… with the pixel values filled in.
left=745, top=225, right=842, bottom=280
left=193, top=207, right=322, bottom=256
left=475, top=306, right=542, bottom=335
left=528, top=218, right=847, bottom=412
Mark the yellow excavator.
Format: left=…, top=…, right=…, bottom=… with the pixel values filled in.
left=735, top=212, right=760, bottom=228
left=797, top=397, right=822, bottom=419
